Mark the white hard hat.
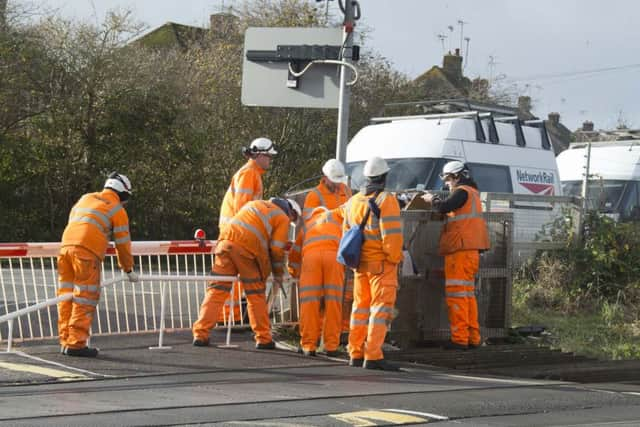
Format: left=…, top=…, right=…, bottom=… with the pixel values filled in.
left=104, top=172, right=132, bottom=195
left=287, top=198, right=302, bottom=218
left=440, top=160, right=466, bottom=178
left=321, top=159, right=347, bottom=184
left=363, top=156, right=390, bottom=177
left=249, top=137, right=277, bottom=155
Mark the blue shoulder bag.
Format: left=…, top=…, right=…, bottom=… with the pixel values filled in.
left=337, top=195, right=380, bottom=269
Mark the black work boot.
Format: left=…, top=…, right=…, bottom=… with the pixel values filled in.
left=363, top=359, right=401, bottom=371
left=325, top=350, right=341, bottom=357
left=65, top=347, right=99, bottom=358
left=256, top=341, right=276, bottom=350
left=442, top=341, right=468, bottom=351
left=468, top=342, right=482, bottom=349
left=193, top=338, right=209, bottom=347
left=349, top=357, right=364, bottom=367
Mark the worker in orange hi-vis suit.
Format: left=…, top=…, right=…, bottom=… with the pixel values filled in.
left=301, top=159, right=352, bottom=335
left=217, top=137, right=277, bottom=323
left=343, top=157, right=403, bottom=371
left=193, top=198, right=301, bottom=349
left=288, top=206, right=344, bottom=357
left=302, top=159, right=351, bottom=221
left=422, top=161, right=490, bottom=351
left=57, top=172, right=138, bottom=358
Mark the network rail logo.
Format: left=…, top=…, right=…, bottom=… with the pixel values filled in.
left=516, top=169, right=555, bottom=195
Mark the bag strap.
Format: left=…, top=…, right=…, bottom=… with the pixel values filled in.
left=358, top=191, right=381, bottom=231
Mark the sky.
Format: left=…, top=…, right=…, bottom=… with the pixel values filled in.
left=34, top=0, right=640, bottom=131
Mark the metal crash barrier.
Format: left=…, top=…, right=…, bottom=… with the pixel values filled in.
left=0, top=241, right=295, bottom=349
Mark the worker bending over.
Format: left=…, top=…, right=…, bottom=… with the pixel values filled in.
left=343, top=157, right=403, bottom=371
left=192, top=198, right=300, bottom=349
left=57, top=172, right=138, bottom=357
left=422, top=161, right=490, bottom=350
left=288, top=206, right=344, bottom=357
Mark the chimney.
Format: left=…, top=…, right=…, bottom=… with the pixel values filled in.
left=547, top=112, right=560, bottom=126
left=517, top=96, right=532, bottom=114
left=442, top=50, right=463, bottom=83
left=209, top=13, right=237, bottom=39
left=582, top=120, right=594, bottom=132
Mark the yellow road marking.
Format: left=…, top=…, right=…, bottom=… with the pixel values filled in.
left=329, top=410, right=427, bottom=426
left=0, top=361, right=88, bottom=381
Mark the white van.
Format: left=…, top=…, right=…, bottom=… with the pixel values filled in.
left=557, top=141, right=640, bottom=220
left=346, top=112, right=562, bottom=195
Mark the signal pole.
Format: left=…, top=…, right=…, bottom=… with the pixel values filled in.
left=335, top=0, right=356, bottom=163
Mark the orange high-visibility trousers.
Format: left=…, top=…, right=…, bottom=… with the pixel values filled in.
left=444, top=249, right=480, bottom=346
left=192, top=240, right=272, bottom=344
left=348, top=260, right=398, bottom=361
left=298, top=249, right=344, bottom=352
left=218, top=281, right=243, bottom=324
left=341, top=272, right=354, bottom=333
left=57, top=246, right=101, bottom=349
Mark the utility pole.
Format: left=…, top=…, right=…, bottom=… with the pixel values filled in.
left=335, top=0, right=356, bottom=162
left=579, top=141, right=592, bottom=239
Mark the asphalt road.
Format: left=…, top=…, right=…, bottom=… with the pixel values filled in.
left=1, top=330, right=640, bottom=426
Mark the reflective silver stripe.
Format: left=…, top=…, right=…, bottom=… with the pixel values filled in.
left=370, top=317, right=388, bottom=325
left=272, top=241, right=287, bottom=249
left=234, top=188, right=253, bottom=194
left=113, top=225, right=129, bottom=233
left=445, top=188, right=483, bottom=224
left=58, top=282, right=73, bottom=290
left=325, top=295, right=342, bottom=302
left=291, top=244, right=301, bottom=253
left=446, top=291, right=473, bottom=298
left=72, top=207, right=110, bottom=228
left=69, top=217, right=109, bottom=236
left=246, top=206, right=274, bottom=236
left=352, top=307, right=370, bottom=314
left=381, top=227, right=402, bottom=236
left=350, top=319, right=369, bottom=326
left=229, top=219, right=268, bottom=251
left=303, top=235, right=340, bottom=246
left=299, top=285, right=324, bottom=293
left=371, top=306, right=393, bottom=315
left=209, top=283, right=232, bottom=290
left=244, top=288, right=266, bottom=295
left=382, top=216, right=402, bottom=222
left=106, top=204, right=123, bottom=218
left=115, top=236, right=130, bottom=244
left=73, top=296, right=98, bottom=306
left=363, top=234, right=381, bottom=241
left=74, top=284, right=100, bottom=293
left=446, top=279, right=475, bottom=287
left=288, top=262, right=300, bottom=269
left=323, top=284, right=343, bottom=292
left=300, top=295, right=322, bottom=304
left=272, top=261, right=284, bottom=269
left=239, top=277, right=261, bottom=283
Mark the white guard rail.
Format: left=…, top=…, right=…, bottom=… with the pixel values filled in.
left=0, top=241, right=297, bottom=350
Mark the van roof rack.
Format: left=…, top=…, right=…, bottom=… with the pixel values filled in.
left=370, top=110, right=480, bottom=123
left=382, top=98, right=523, bottom=117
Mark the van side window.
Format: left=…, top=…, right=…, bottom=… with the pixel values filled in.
left=466, top=163, right=513, bottom=193
left=621, top=181, right=640, bottom=221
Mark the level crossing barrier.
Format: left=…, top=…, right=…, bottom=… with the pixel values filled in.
left=0, top=241, right=296, bottom=350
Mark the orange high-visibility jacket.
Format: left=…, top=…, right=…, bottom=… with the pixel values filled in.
left=61, top=189, right=133, bottom=272
left=220, top=200, right=290, bottom=280
left=302, top=181, right=351, bottom=222
left=219, top=159, right=265, bottom=229
left=343, top=191, right=403, bottom=264
left=288, top=208, right=343, bottom=278
left=439, top=185, right=490, bottom=255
